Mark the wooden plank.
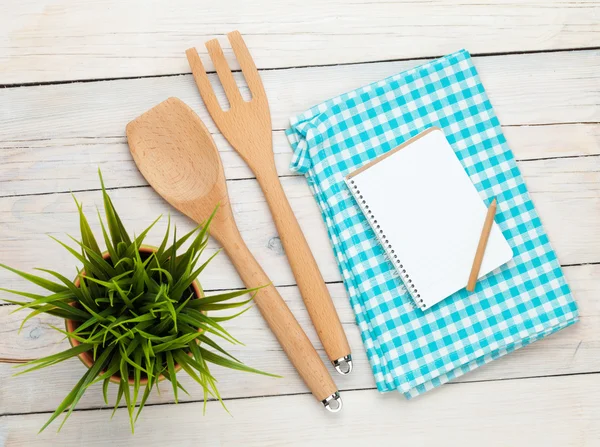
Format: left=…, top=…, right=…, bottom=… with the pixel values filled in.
left=0, top=263, right=597, bottom=415
left=2, top=123, right=599, bottom=197
left=1, top=374, right=598, bottom=446
left=0, top=0, right=598, bottom=83
left=0, top=156, right=598, bottom=293
left=503, top=123, right=600, bottom=161
left=0, top=51, right=598, bottom=148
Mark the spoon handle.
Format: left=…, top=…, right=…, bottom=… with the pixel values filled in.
left=218, top=221, right=341, bottom=408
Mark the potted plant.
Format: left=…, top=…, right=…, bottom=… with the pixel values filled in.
left=0, top=172, right=275, bottom=432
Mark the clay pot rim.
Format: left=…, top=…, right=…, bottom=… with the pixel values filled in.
left=65, top=244, right=203, bottom=385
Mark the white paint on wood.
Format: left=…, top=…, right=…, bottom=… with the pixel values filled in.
left=1, top=374, right=598, bottom=446
left=503, top=123, right=600, bottom=161
left=1, top=2, right=599, bottom=444
left=0, top=264, right=598, bottom=415
left=0, top=51, right=598, bottom=146
left=2, top=124, right=599, bottom=197
left=0, top=157, right=598, bottom=296
left=0, top=0, right=598, bottom=83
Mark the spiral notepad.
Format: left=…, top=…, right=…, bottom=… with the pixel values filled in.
left=345, top=127, right=513, bottom=310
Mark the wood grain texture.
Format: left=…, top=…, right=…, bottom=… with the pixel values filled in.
left=0, top=0, right=599, bottom=83
left=1, top=156, right=598, bottom=294
left=188, top=31, right=350, bottom=364
left=2, top=374, right=599, bottom=446
left=1, top=3, right=599, bottom=442
left=1, top=263, right=598, bottom=414
left=2, top=124, right=599, bottom=198
left=0, top=51, right=598, bottom=146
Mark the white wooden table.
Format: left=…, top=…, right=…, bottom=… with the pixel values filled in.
left=1, top=1, right=599, bottom=446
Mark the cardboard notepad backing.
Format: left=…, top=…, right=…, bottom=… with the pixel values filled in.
left=286, top=49, right=579, bottom=398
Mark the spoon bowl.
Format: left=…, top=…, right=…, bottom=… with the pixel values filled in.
left=126, top=98, right=225, bottom=229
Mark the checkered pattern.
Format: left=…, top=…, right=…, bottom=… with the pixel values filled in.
left=285, top=49, right=579, bottom=398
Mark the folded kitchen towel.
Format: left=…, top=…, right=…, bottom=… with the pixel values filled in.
left=285, top=49, right=579, bottom=398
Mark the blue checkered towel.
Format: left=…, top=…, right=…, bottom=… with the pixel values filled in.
left=286, top=50, right=579, bottom=398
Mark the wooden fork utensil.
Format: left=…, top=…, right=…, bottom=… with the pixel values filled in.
left=126, top=97, right=342, bottom=412
left=186, top=31, right=352, bottom=375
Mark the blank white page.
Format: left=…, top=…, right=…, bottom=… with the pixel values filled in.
left=346, top=127, right=513, bottom=310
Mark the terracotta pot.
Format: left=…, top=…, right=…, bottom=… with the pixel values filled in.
left=66, top=245, right=203, bottom=385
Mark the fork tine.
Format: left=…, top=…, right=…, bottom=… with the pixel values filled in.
left=205, top=38, right=243, bottom=106
left=185, top=47, right=224, bottom=115
left=227, top=31, right=266, bottom=98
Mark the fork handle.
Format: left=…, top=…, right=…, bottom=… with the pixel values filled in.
left=217, top=220, right=341, bottom=407
left=255, top=166, right=352, bottom=370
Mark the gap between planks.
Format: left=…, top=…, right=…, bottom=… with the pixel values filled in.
left=2, top=120, right=599, bottom=197
left=1, top=156, right=598, bottom=289
left=2, top=154, right=599, bottom=200
left=1, top=371, right=598, bottom=419
left=2, top=256, right=599, bottom=309
left=2, top=373, right=598, bottom=446
left=2, top=51, right=597, bottom=145
left=1, top=46, right=599, bottom=90
left=2, top=262, right=599, bottom=400
left=0, top=121, right=598, bottom=144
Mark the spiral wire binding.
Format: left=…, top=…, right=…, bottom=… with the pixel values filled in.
left=348, top=178, right=427, bottom=310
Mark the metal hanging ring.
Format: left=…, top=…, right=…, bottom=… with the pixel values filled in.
left=322, top=392, right=343, bottom=413
left=333, top=355, right=353, bottom=375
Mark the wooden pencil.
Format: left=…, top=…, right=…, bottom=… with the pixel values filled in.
left=466, top=198, right=498, bottom=292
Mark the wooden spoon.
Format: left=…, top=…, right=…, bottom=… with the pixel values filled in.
left=126, top=97, right=342, bottom=411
